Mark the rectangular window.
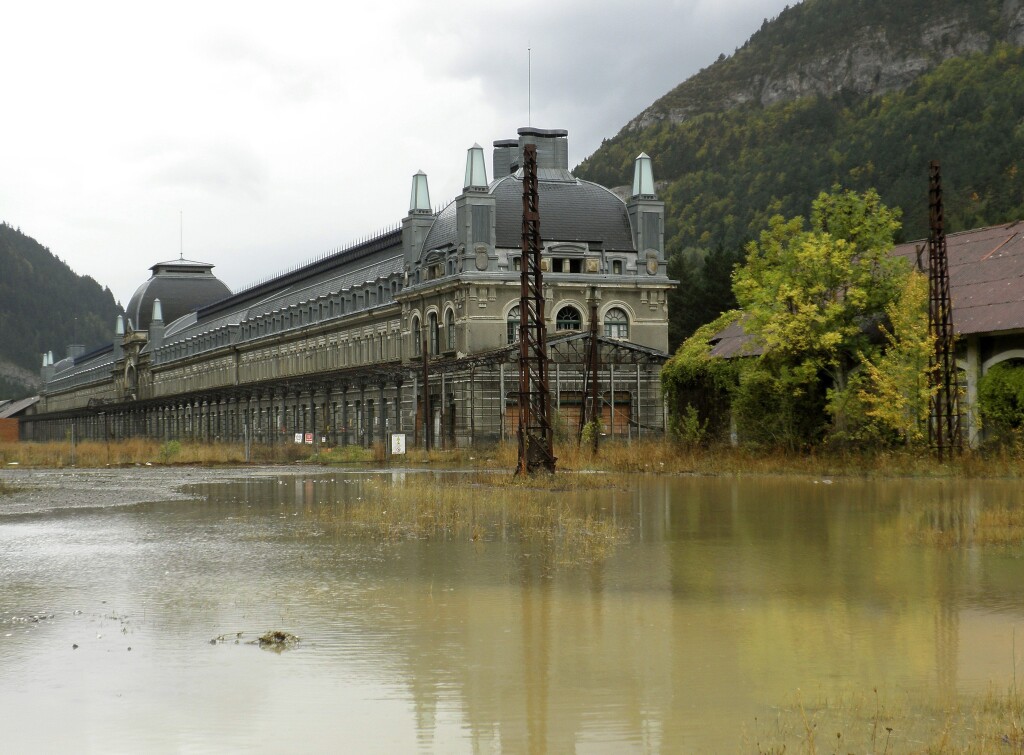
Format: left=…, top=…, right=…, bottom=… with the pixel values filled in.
left=612, top=260, right=623, bottom=275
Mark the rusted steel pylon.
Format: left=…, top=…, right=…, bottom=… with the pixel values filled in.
left=578, top=292, right=600, bottom=453
left=927, top=160, right=962, bottom=460
left=516, top=144, right=556, bottom=475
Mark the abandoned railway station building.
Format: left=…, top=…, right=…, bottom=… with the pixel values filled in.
left=25, top=127, right=673, bottom=447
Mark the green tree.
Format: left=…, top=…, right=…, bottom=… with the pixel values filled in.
left=729, top=186, right=913, bottom=442
left=733, top=188, right=907, bottom=434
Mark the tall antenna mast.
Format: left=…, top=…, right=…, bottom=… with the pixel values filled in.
left=528, top=47, right=532, bottom=126
left=179, top=210, right=184, bottom=260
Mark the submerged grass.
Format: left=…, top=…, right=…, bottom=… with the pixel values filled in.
left=749, top=683, right=1024, bottom=754
left=306, top=472, right=624, bottom=566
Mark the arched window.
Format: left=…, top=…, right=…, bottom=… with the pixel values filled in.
left=604, top=307, right=629, bottom=339
left=556, top=305, right=582, bottom=331
left=412, top=316, right=421, bottom=351
left=445, top=309, right=455, bottom=351
left=507, top=305, right=520, bottom=344
left=429, top=312, right=440, bottom=355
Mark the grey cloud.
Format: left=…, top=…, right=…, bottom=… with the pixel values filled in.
left=400, top=0, right=791, bottom=162
left=148, top=142, right=268, bottom=201
left=201, top=34, right=332, bottom=104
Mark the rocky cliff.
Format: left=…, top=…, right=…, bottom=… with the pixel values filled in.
left=627, top=0, right=1024, bottom=132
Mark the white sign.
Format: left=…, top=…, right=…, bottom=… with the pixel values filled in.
left=390, top=433, right=407, bottom=455
left=294, top=433, right=303, bottom=444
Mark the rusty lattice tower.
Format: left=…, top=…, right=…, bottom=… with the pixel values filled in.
left=927, top=160, right=963, bottom=460
left=516, top=144, right=556, bottom=475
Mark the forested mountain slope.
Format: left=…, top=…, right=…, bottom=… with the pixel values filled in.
left=576, top=0, right=1024, bottom=347
left=0, top=222, right=123, bottom=398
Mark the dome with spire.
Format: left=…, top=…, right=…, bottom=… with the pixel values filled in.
left=125, top=258, right=231, bottom=331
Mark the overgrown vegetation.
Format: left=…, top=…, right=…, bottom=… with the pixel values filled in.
left=978, top=360, right=1024, bottom=450
left=5, top=433, right=1024, bottom=478
left=663, top=188, right=935, bottom=451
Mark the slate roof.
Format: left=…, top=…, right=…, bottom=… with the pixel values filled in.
left=126, top=259, right=231, bottom=331
left=421, top=174, right=635, bottom=256
left=892, top=221, right=1024, bottom=335
left=159, top=247, right=403, bottom=346
left=709, top=317, right=763, bottom=359
left=0, top=395, right=40, bottom=418
left=709, top=220, right=1024, bottom=359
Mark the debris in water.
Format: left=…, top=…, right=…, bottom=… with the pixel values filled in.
left=251, top=630, right=300, bottom=651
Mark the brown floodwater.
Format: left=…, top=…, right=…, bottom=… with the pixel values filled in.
left=1, top=470, right=1022, bottom=752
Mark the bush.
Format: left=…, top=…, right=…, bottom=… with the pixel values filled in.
left=669, top=404, right=708, bottom=448
left=978, top=361, right=1024, bottom=445
left=158, top=440, right=182, bottom=463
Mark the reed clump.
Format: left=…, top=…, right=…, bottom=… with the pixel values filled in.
left=309, top=473, right=623, bottom=566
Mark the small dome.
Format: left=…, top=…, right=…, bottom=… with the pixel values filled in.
left=126, top=259, right=231, bottom=331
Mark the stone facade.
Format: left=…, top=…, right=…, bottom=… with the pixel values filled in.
left=26, top=127, right=673, bottom=447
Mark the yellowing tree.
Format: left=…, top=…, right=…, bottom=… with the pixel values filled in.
left=732, top=188, right=911, bottom=438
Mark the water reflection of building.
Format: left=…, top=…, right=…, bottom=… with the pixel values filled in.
left=25, top=128, right=672, bottom=446
left=77, top=473, right=1020, bottom=751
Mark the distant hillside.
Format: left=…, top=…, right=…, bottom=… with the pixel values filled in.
left=576, top=0, right=1024, bottom=347
left=0, top=222, right=123, bottom=398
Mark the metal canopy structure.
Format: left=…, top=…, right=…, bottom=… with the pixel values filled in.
left=516, top=144, right=557, bottom=475
left=927, top=160, right=963, bottom=460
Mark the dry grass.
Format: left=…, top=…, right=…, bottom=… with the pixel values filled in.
left=0, top=439, right=310, bottom=467
left=3, top=436, right=1024, bottom=480
left=305, top=472, right=624, bottom=566
left=749, top=684, right=1024, bottom=754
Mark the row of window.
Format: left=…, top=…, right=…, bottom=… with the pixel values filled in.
left=155, top=277, right=404, bottom=364
left=410, top=310, right=456, bottom=356
left=510, top=258, right=627, bottom=274
left=506, top=306, right=629, bottom=344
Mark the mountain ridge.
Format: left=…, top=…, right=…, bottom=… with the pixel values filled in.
left=0, top=222, right=123, bottom=398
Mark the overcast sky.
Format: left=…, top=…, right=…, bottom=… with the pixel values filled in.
left=1, top=0, right=793, bottom=309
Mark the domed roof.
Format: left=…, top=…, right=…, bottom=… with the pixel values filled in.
left=126, top=258, right=232, bottom=331
left=420, top=174, right=635, bottom=260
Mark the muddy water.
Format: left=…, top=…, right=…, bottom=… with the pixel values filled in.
left=1, top=471, right=1022, bottom=752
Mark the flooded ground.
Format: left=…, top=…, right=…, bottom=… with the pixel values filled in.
left=1, top=467, right=1022, bottom=752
